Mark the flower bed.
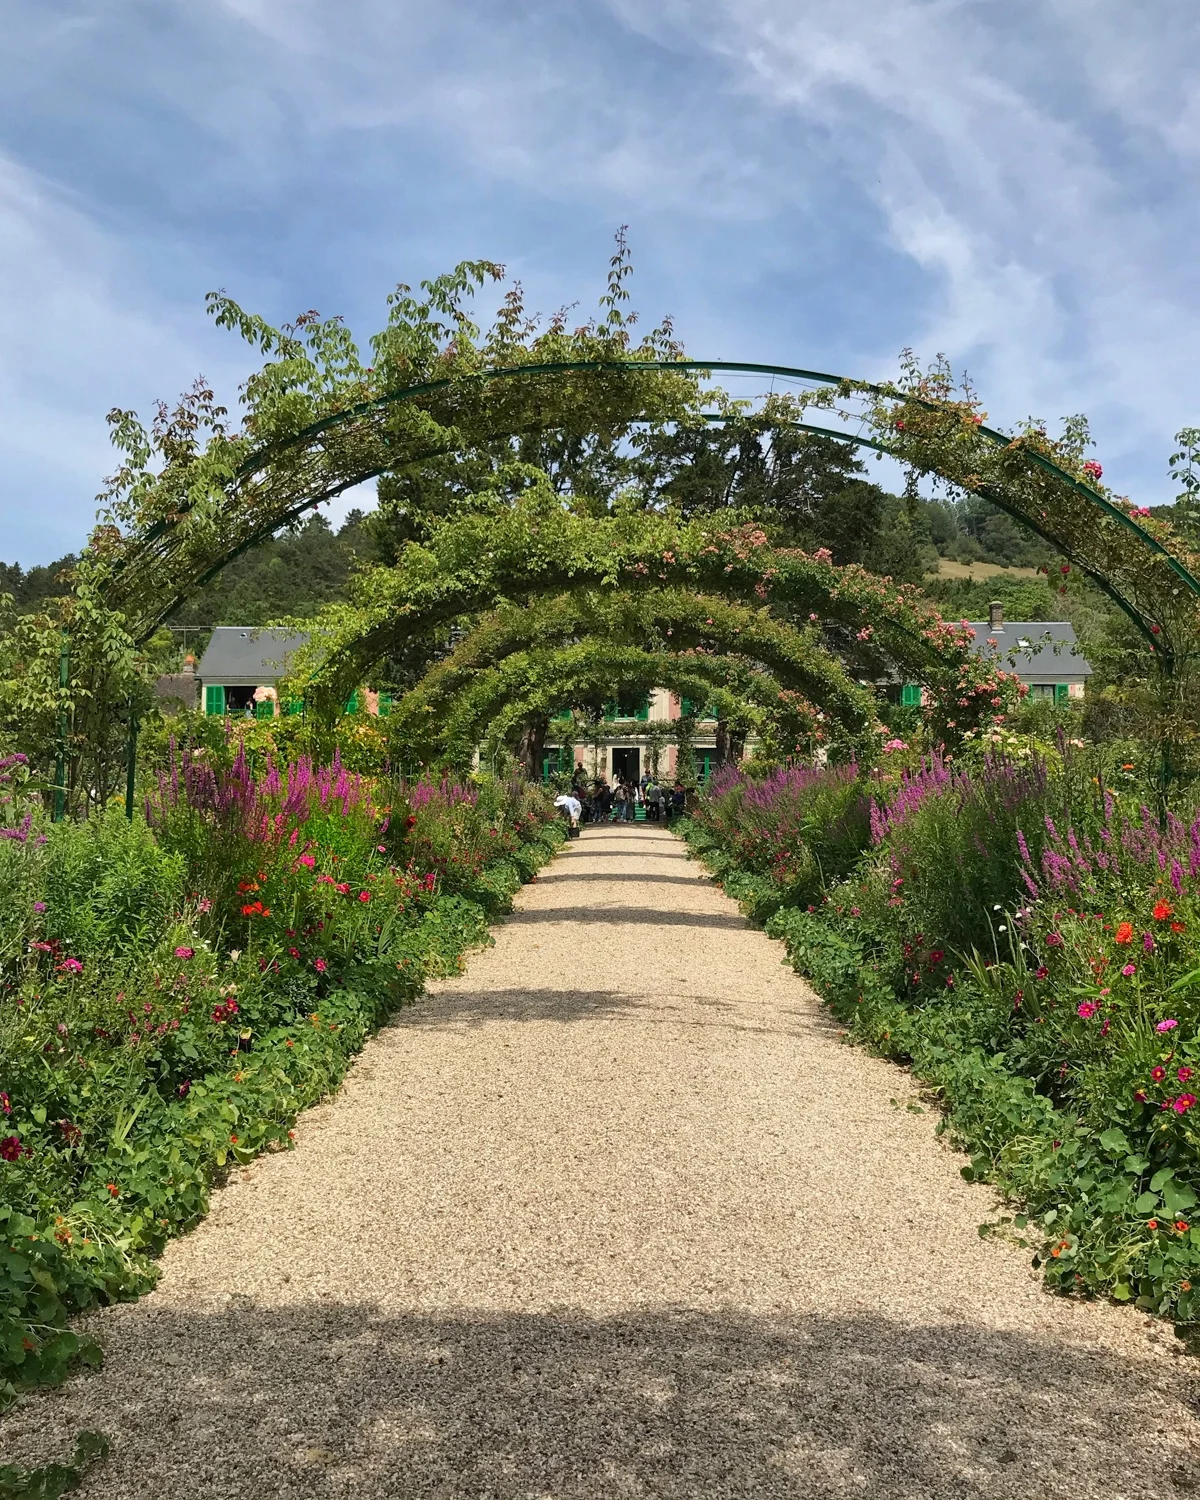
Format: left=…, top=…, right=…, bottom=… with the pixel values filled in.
left=683, top=752, right=1200, bottom=1337
left=0, top=747, right=562, bottom=1402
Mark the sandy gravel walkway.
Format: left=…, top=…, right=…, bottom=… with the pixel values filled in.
left=4, top=824, right=1199, bottom=1497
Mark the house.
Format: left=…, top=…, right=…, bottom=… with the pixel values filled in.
left=542, top=690, right=722, bottom=784
left=195, top=628, right=310, bottom=717
left=885, top=601, right=1092, bottom=709
left=190, top=627, right=722, bottom=775
left=966, top=601, right=1093, bottom=702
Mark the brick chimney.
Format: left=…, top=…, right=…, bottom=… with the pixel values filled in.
left=988, top=600, right=1004, bottom=631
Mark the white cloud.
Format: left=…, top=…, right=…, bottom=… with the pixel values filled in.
left=0, top=152, right=249, bottom=560
left=599, top=0, right=1200, bottom=499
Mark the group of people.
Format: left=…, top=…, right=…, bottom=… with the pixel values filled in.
left=555, top=772, right=686, bottom=835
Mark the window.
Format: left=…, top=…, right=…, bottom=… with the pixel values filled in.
left=345, top=690, right=359, bottom=714
left=254, top=698, right=275, bottom=720
left=541, top=746, right=573, bottom=780
left=204, top=683, right=225, bottom=716
left=680, top=698, right=715, bottom=719
left=1054, top=682, right=1070, bottom=705
left=604, top=695, right=650, bottom=721
left=377, top=693, right=393, bottom=717
left=900, top=683, right=922, bottom=707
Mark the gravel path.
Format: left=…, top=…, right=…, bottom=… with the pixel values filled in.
left=4, top=824, right=1198, bottom=1497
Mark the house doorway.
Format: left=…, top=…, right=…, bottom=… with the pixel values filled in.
left=611, top=747, right=639, bottom=785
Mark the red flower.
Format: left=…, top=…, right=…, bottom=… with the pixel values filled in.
left=1153, top=900, right=1174, bottom=921
left=357, top=890, right=371, bottom=903
left=0, top=1136, right=26, bottom=1162
left=1114, top=922, right=1134, bottom=945
left=1151, top=1066, right=1167, bottom=1082
left=1171, top=921, right=1187, bottom=934
left=106, top=1182, right=119, bottom=1197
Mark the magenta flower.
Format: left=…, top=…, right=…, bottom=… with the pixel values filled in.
left=1046, top=932, right=1064, bottom=948
left=57, top=957, right=83, bottom=975
left=1143, top=932, right=1155, bottom=953
left=1120, top=963, right=1136, bottom=977
left=1156, top=1019, right=1179, bottom=1033
left=314, top=958, right=328, bottom=973
left=1077, top=1001, right=1099, bottom=1019
left=1172, top=1093, right=1196, bottom=1114
left=32, top=901, right=46, bottom=914
left=174, top=946, right=195, bottom=960
left=1178, top=1066, right=1193, bottom=1082
left=0, top=1135, right=26, bottom=1162
left=1035, top=965, right=1049, bottom=979
left=297, top=853, right=316, bottom=869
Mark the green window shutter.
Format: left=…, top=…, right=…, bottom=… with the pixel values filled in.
left=204, top=683, right=225, bottom=716
left=635, top=696, right=650, bottom=722
left=680, top=697, right=694, bottom=717
left=345, top=690, right=359, bottom=714
left=283, top=697, right=304, bottom=717
left=377, top=693, right=393, bottom=717
left=603, top=701, right=617, bottom=721
left=255, top=698, right=275, bottom=720
left=901, top=682, right=921, bottom=707
left=1054, top=683, right=1069, bottom=704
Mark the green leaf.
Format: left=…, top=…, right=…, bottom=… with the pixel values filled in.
left=1161, top=1182, right=1198, bottom=1216
left=1098, top=1128, right=1129, bottom=1154
left=1150, top=1167, right=1175, bottom=1192
left=1135, top=1191, right=1159, bottom=1214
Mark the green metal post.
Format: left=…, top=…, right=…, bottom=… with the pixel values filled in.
left=53, top=629, right=69, bottom=822
left=125, top=699, right=139, bottom=822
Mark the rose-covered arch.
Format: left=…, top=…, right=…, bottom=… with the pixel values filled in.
left=290, top=505, right=1012, bottom=738
left=383, top=588, right=881, bottom=766
left=96, top=340, right=1199, bottom=670
left=425, top=642, right=825, bottom=772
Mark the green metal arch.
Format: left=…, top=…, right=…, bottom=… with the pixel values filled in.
left=384, top=589, right=880, bottom=764
left=112, top=357, right=1200, bottom=660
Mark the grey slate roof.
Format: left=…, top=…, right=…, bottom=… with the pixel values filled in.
left=967, top=621, right=1092, bottom=679
left=195, top=627, right=309, bottom=686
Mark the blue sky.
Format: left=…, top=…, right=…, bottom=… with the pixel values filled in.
left=4, top=0, right=1200, bottom=564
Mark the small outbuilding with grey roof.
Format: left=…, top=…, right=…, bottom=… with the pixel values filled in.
left=195, top=627, right=309, bottom=718
left=966, top=602, right=1093, bottom=703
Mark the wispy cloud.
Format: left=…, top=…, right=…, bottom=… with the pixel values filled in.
left=2, top=0, right=1199, bottom=560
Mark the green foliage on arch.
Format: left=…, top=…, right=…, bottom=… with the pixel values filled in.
left=432, top=642, right=826, bottom=772
left=289, top=496, right=1014, bottom=739
left=383, top=587, right=882, bottom=766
